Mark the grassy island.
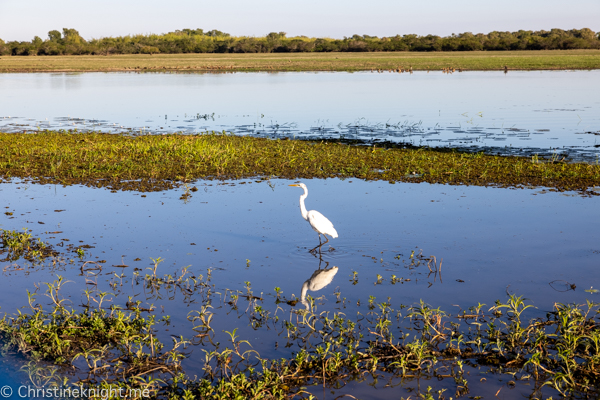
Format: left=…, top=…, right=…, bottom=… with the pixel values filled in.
left=1, top=131, right=599, bottom=194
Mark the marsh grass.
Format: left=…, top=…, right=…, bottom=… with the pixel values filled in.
left=1, top=50, right=600, bottom=73
left=1, top=271, right=599, bottom=399
left=0, top=277, right=188, bottom=396
left=1, top=131, right=600, bottom=194
left=0, top=235, right=598, bottom=398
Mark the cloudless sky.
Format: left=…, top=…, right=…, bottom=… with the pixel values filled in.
left=1, top=0, right=599, bottom=42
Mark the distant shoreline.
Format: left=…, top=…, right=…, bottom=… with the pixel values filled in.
left=1, top=50, right=600, bottom=73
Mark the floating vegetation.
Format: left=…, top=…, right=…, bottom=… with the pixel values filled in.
left=1, top=131, right=600, bottom=195
left=0, top=228, right=58, bottom=263
left=4, top=115, right=598, bottom=162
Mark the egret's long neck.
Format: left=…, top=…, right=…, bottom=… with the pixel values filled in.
left=299, top=187, right=309, bottom=221
left=300, top=281, right=309, bottom=310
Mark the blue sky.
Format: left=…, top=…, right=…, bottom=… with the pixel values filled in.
left=1, top=0, right=599, bottom=41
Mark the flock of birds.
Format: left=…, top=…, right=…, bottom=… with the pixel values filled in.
left=289, top=182, right=339, bottom=309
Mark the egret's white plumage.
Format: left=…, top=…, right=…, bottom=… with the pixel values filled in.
left=300, top=266, right=338, bottom=310
left=289, top=183, right=338, bottom=246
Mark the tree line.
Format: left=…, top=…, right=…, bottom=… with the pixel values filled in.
left=1, top=28, right=599, bottom=56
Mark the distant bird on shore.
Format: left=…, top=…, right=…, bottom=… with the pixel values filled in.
left=289, top=183, right=338, bottom=249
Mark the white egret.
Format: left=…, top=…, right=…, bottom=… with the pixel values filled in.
left=289, top=183, right=338, bottom=247
left=300, top=266, right=338, bottom=310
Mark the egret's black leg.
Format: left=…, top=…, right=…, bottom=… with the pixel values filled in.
left=310, top=240, right=325, bottom=254
left=310, top=234, right=326, bottom=253
left=310, top=244, right=323, bottom=253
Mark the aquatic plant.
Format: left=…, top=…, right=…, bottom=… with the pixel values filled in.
left=1, top=270, right=599, bottom=399
left=1, top=131, right=599, bottom=195
left=0, top=228, right=57, bottom=263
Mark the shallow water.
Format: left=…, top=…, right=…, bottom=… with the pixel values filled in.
left=1, top=178, right=599, bottom=396
left=1, top=71, right=600, bottom=160
left=0, top=179, right=600, bottom=307
left=1, top=179, right=599, bottom=322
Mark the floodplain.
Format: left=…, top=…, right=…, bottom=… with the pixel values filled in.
left=0, top=69, right=599, bottom=399
left=1, top=50, right=600, bottom=72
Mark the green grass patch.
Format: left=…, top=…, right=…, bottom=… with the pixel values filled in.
left=1, top=50, right=600, bottom=72
left=1, top=131, right=600, bottom=194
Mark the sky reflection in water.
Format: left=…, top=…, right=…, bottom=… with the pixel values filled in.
left=1, top=178, right=598, bottom=315
left=1, top=71, right=599, bottom=159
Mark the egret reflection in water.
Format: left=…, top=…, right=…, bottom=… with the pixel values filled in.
left=300, top=262, right=339, bottom=310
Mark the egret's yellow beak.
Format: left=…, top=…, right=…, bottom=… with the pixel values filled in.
left=289, top=184, right=300, bottom=187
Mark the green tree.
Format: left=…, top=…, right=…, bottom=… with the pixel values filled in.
left=314, top=38, right=338, bottom=52
left=266, top=32, right=286, bottom=40
left=6, top=26, right=600, bottom=55
left=62, top=28, right=85, bottom=44
left=181, top=28, right=204, bottom=36
left=48, top=30, right=62, bottom=42
left=572, top=28, right=596, bottom=40
left=206, top=29, right=229, bottom=37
